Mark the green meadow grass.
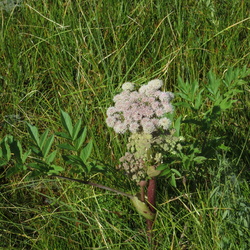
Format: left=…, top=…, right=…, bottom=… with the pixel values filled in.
left=0, top=0, right=250, bottom=249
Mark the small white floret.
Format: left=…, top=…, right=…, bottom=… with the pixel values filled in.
left=122, top=82, right=134, bottom=91
left=147, top=79, right=163, bottom=90
left=159, top=117, right=171, bottom=130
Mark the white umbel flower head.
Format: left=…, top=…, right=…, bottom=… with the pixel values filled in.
left=147, top=79, right=163, bottom=90
left=159, top=117, right=171, bottom=130
left=106, top=79, right=175, bottom=134
left=122, top=82, right=134, bottom=91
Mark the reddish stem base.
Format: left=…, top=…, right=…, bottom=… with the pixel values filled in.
left=146, top=178, right=156, bottom=244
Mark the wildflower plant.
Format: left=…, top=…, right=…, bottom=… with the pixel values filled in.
left=107, top=79, right=183, bottom=183
left=106, top=79, right=183, bottom=238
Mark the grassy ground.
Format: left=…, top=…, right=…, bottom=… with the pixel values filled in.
left=0, top=0, right=250, bottom=249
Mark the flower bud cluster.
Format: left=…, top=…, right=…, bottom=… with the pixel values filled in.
left=118, top=133, right=152, bottom=182
left=106, top=79, right=174, bottom=134
left=118, top=130, right=184, bottom=183
left=119, top=152, right=147, bottom=182
left=127, top=133, right=152, bottom=160
left=153, top=131, right=185, bottom=156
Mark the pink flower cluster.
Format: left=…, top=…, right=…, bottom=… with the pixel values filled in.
left=106, top=79, right=174, bottom=134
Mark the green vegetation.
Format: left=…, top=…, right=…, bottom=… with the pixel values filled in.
left=0, top=0, right=249, bottom=249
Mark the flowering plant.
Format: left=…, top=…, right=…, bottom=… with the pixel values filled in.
left=107, top=79, right=183, bottom=183
left=106, top=79, right=183, bottom=240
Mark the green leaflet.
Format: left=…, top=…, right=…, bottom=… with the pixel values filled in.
left=130, top=196, right=155, bottom=221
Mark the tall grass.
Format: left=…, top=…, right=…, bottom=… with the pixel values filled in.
left=1, top=0, right=250, bottom=249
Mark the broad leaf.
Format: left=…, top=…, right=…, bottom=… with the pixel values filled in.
left=159, top=168, right=172, bottom=177
left=57, top=143, right=76, bottom=151
left=169, top=174, right=177, bottom=187
left=72, top=118, right=82, bottom=141
left=40, top=129, right=49, bottom=149
left=85, top=162, right=105, bottom=174
left=171, top=168, right=182, bottom=177
left=22, top=150, right=31, bottom=164
left=80, top=140, right=93, bottom=163
left=173, top=116, right=182, bottom=137
left=85, top=161, right=106, bottom=174
left=63, top=154, right=85, bottom=166
left=85, top=163, right=94, bottom=173
left=190, top=80, right=199, bottom=102
left=176, top=93, right=191, bottom=102
left=42, top=135, right=54, bottom=158
left=27, top=123, right=40, bottom=146
left=174, top=101, right=191, bottom=108
left=130, top=196, right=155, bottom=220
left=147, top=165, right=161, bottom=178
left=47, top=165, right=64, bottom=175
left=194, top=89, right=204, bottom=110
left=218, top=144, right=231, bottom=151
left=1, top=140, right=11, bottom=161
left=74, top=127, right=87, bottom=150
left=28, top=162, right=44, bottom=170
left=193, top=156, right=207, bottom=164
left=31, top=146, right=43, bottom=157
left=45, top=150, right=57, bottom=164
left=9, top=139, right=23, bottom=162
left=156, top=163, right=169, bottom=171
left=219, top=98, right=235, bottom=110
left=60, top=109, right=73, bottom=138
left=55, top=131, right=72, bottom=140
